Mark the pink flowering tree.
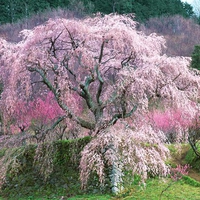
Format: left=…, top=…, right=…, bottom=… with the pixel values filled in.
left=19, top=14, right=143, bottom=135
left=11, top=92, right=66, bottom=141
left=147, top=108, right=193, bottom=143
left=27, top=92, right=65, bottom=129
left=1, top=14, right=200, bottom=192
left=147, top=106, right=200, bottom=157
left=11, top=101, right=31, bottom=133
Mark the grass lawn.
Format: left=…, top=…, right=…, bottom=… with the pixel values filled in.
left=116, top=178, right=200, bottom=200
left=1, top=176, right=200, bottom=200
left=67, top=177, right=200, bottom=200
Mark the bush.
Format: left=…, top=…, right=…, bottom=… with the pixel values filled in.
left=0, top=137, right=93, bottom=199
left=184, top=146, right=200, bottom=172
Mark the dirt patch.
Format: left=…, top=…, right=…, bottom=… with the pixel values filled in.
left=188, top=169, right=200, bottom=182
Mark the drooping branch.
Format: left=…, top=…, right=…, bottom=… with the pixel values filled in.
left=62, top=22, right=79, bottom=50
left=95, top=37, right=117, bottom=106
left=121, top=89, right=127, bottom=117
left=99, top=37, right=107, bottom=64
left=154, top=72, right=184, bottom=98
left=63, top=62, right=77, bottom=81
left=95, top=38, right=106, bottom=105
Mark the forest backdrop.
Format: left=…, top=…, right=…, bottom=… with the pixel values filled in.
left=0, top=0, right=196, bottom=24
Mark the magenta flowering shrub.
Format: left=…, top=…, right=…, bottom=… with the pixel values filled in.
left=170, top=164, right=190, bottom=181
left=147, top=108, right=193, bottom=142
left=11, top=92, right=65, bottom=134
left=149, top=109, right=190, bottom=132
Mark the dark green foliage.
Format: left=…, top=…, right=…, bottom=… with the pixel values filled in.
left=191, top=45, right=200, bottom=70
left=1, top=145, right=41, bottom=198
left=0, top=148, right=6, bottom=158
left=91, top=0, right=194, bottom=22
left=46, top=0, right=69, bottom=8
left=182, top=175, right=200, bottom=187
left=0, top=0, right=50, bottom=24
left=133, top=0, right=193, bottom=22
left=0, top=1, right=9, bottom=24
left=0, top=82, right=3, bottom=96
left=185, top=146, right=200, bottom=172
left=53, top=137, right=111, bottom=194
left=183, top=2, right=194, bottom=18
left=0, top=0, right=195, bottom=25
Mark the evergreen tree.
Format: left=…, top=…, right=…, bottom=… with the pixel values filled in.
left=3, top=0, right=19, bottom=23
left=46, top=0, right=69, bottom=8
left=92, top=0, right=194, bottom=22
left=182, top=2, right=194, bottom=17
left=191, top=45, right=200, bottom=70
left=0, top=0, right=9, bottom=24
left=0, top=0, right=50, bottom=24
left=0, top=0, right=195, bottom=25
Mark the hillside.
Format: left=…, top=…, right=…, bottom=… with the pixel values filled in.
left=0, top=0, right=194, bottom=24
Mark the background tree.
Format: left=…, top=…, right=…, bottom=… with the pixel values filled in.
left=191, top=45, right=200, bottom=70
left=139, top=15, right=200, bottom=56
left=0, top=1, right=10, bottom=24
left=11, top=92, right=66, bottom=141
left=68, top=0, right=94, bottom=17
left=91, top=0, right=194, bottom=21
left=46, top=0, right=69, bottom=8
left=0, top=0, right=50, bottom=24
left=0, top=0, right=195, bottom=25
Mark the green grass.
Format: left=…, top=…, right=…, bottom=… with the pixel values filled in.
left=67, top=177, right=200, bottom=200
left=68, top=194, right=112, bottom=200
left=1, top=176, right=200, bottom=200
left=114, top=178, right=200, bottom=200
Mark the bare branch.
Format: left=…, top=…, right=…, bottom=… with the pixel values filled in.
left=62, top=22, right=79, bottom=50
left=80, top=75, right=95, bottom=110
left=121, top=51, right=136, bottom=67
left=28, top=65, right=95, bottom=130
left=48, top=31, right=64, bottom=58
left=109, top=105, right=137, bottom=126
